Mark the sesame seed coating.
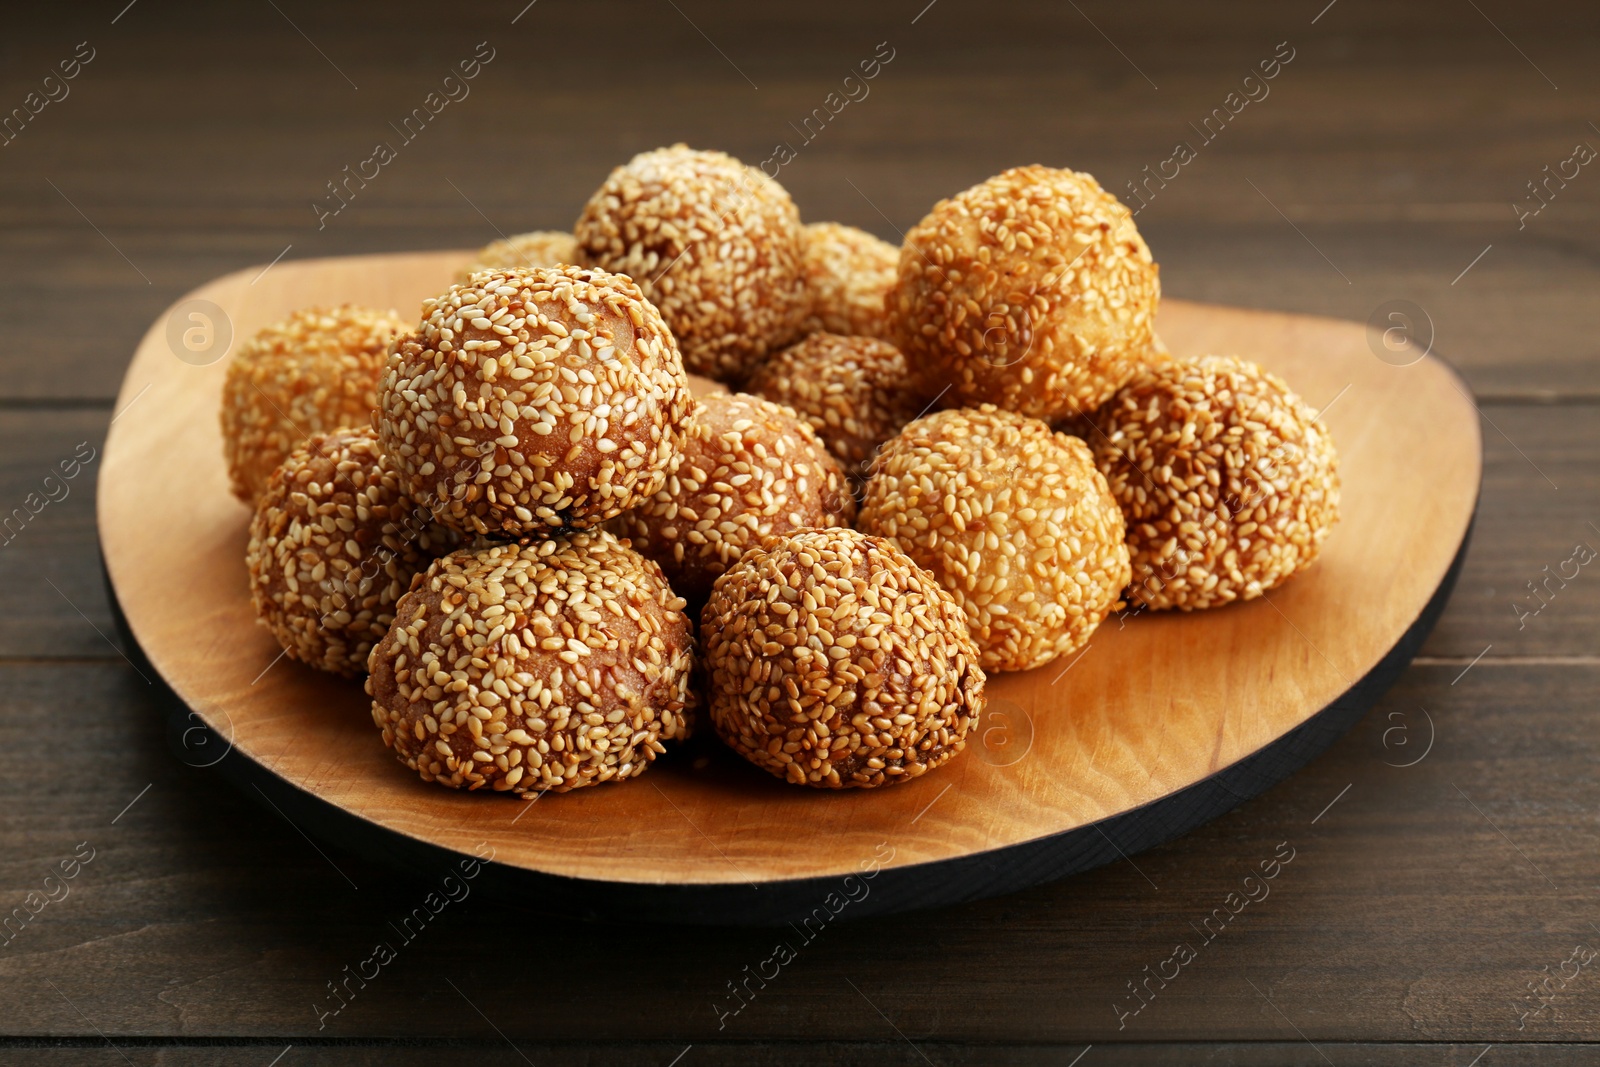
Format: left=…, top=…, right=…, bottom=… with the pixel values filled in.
left=378, top=265, right=695, bottom=538
left=456, top=231, right=578, bottom=284
left=574, top=145, right=809, bottom=382
left=1085, top=355, right=1340, bottom=611
left=246, top=427, right=460, bottom=678
left=798, top=222, right=898, bottom=339
left=614, top=392, right=855, bottom=605
left=222, top=305, right=407, bottom=504
left=701, top=528, right=985, bottom=789
left=366, top=531, right=698, bottom=795
left=887, top=165, right=1160, bottom=421
left=859, top=406, right=1130, bottom=672
left=742, top=332, right=920, bottom=484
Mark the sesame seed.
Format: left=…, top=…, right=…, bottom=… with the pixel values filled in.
left=1079, top=354, right=1340, bottom=612
left=574, top=145, right=808, bottom=382
left=365, top=531, right=696, bottom=796
left=796, top=222, right=899, bottom=340
left=744, top=332, right=922, bottom=489
left=858, top=405, right=1130, bottom=673
left=221, top=305, right=408, bottom=504
left=700, top=527, right=985, bottom=790
left=377, top=265, right=696, bottom=538
left=612, top=392, right=854, bottom=605
left=246, top=427, right=461, bottom=677
left=886, top=166, right=1161, bottom=421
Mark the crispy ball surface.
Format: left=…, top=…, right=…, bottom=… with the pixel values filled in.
left=798, top=222, right=898, bottom=339
left=574, top=145, right=809, bottom=381
left=222, top=305, right=407, bottom=504
left=859, top=406, right=1130, bottom=672
left=702, top=528, right=985, bottom=789
left=378, top=266, right=695, bottom=538
left=367, top=532, right=697, bottom=795
left=246, top=428, right=458, bottom=677
left=1086, top=355, right=1340, bottom=611
left=743, top=332, right=920, bottom=483
left=614, top=392, right=854, bottom=604
left=888, top=165, right=1159, bottom=421
left=456, top=230, right=579, bottom=284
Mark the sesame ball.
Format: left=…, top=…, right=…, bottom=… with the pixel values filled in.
left=887, top=165, right=1159, bottom=421
left=456, top=230, right=578, bottom=284
left=614, top=392, right=854, bottom=605
left=222, top=305, right=407, bottom=504
left=742, top=332, right=920, bottom=483
left=366, top=531, right=697, bottom=795
left=702, top=528, right=985, bottom=789
left=378, top=265, right=695, bottom=538
left=858, top=406, right=1130, bottom=673
left=574, top=145, right=809, bottom=381
left=246, top=427, right=459, bottom=677
left=1086, top=355, right=1340, bottom=611
left=798, top=222, right=898, bottom=338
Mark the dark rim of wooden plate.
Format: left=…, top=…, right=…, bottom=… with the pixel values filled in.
left=100, top=499, right=1474, bottom=928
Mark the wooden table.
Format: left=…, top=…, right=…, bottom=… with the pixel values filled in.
left=3, top=1, right=1596, bottom=1062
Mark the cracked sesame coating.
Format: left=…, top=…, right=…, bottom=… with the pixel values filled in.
left=378, top=265, right=695, bottom=538
left=574, top=145, right=809, bottom=381
left=456, top=230, right=578, bottom=284
left=701, top=528, right=985, bottom=789
left=798, top=222, right=898, bottom=339
left=887, top=165, right=1160, bottom=422
left=1085, top=355, right=1340, bottom=612
left=246, top=427, right=460, bottom=677
left=222, top=305, right=407, bottom=504
left=859, top=406, right=1130, bottom=672
left=743, top=332, right=921, bottom=484
left=366, top=532, right=698, bottom=795
left=613, top=392, right=855, bottom=605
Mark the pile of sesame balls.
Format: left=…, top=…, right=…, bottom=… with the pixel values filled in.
left=221, top=145, right=1339, bottom=798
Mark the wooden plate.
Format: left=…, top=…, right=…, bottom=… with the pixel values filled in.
left=99, top=250, right=1480, bottom=924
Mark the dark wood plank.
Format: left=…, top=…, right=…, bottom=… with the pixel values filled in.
left=0, top=1, right=1594, bottom=399
left=1, top=0, right=1596, bottom=1051
left=1, top=659, right=1595, bottom=1043
left=0, top=410, right=112, bottom=660
left=1420, top=402, right=1600, bottom=660
left=5, top=1041, right=1597, bottom=1066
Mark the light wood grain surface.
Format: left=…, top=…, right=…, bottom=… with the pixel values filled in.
left=4, top=0, right=1598, bottom=1060
left=99, top=251, right=1480, bottom=887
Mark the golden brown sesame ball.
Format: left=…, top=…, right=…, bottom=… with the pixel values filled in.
left=614, top=392, right=854, bottom=605
left=246, top=427, right=459, bottom=677
left=702, top=528, right=985, bottom=789
left=366, top=531, right=697, bottom=795
left=574, top=145, right=809, bottom=381
left=798, top=222, right=898, bottom=339
left=378, top=265, right=695, bottom=538
left=222, top=305, right=407, bottom=504
left=742, top=332, right=920, bottom=483
left=1087, top=355, right=1339, bottom=612
left=888, top=165, right=1159, bottom=422
left=858, top=406, right=1130, bottom=673
left=455, top=230, right=578, bottom=284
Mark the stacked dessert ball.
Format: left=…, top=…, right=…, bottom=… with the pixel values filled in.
left=377, top=266, right=694, bottom=536
left=221, top=148, right=1339, bottom=802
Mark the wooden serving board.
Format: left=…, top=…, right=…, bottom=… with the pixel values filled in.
left=99, top=250, right=1480, bottom=924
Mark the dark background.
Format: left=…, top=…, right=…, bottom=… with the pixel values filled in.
left=2, top=0, right=1599, bottom=1062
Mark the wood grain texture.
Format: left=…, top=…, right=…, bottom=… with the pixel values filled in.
left=97, top=250, right=1479, bottom=895
left=0, top=1, right=1596, bottom=400
left=1, top=0, right=1596, bottom=1052
left=3, top=1044, right=1595, bottom=1066
left=1, top=662, right=1594, bottom=1044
